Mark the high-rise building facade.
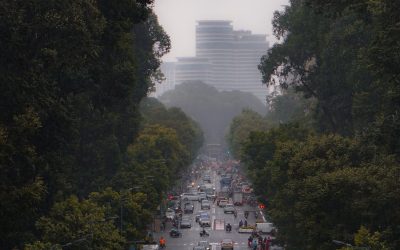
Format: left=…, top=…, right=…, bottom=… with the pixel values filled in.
left=195, top=20, right=269, bottom=102
left=175, top=57, right=211, bottom=85
left=153, top=20, right=269, bottom=102
left=196, top=20, right=235, bottom=90
left=153, top=62, right=175, bottom=97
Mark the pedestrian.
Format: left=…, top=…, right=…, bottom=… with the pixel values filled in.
left=265, top=236, right=272, bottom=250
left=252, top=238, right=258, bottom=250
left=248, top=235, right=253, bottom=248
left=239, top=220, right=243, bottom=228
left=244, top=219, right=248, bottom=227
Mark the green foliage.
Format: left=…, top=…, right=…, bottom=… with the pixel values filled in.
left=226, top=109, right=269, bottom=158
left=140, top=97, right=204, bottom=160
left=242, top=127, right=400, bottom=249
left=0, top=0, right=170, bottom=248
left=26, top=195, right=124, bottom=250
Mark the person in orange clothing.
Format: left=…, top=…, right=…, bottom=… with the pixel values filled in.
left=159, top=236, right=166, bottom=248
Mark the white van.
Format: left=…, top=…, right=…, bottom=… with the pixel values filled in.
left=181, top=193, right=200, bottom=201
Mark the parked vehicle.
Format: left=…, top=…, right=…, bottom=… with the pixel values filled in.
left=165, top=208, right=175, bottom=220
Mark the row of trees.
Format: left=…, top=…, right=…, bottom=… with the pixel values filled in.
left=228, top=0, right=400, bottom=249
left=0, top=1, right=202, bottom=249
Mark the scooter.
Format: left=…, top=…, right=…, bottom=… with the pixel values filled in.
left=200, top=230, right=209, bottom=237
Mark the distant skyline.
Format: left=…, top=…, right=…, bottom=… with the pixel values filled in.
left=154, top=0, right=290, bottom=61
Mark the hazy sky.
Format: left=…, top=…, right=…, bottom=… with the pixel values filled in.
left=154, top=0, right=290, bottom=61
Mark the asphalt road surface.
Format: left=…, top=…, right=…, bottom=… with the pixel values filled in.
left=153, top=167, right=275, bottom=250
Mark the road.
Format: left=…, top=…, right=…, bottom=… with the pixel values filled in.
left=153, top=166, right=269, bottom=250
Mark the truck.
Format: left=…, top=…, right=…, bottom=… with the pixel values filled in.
left=233, top=191, right=243, bottom=206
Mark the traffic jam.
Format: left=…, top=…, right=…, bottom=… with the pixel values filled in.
left=147, top=157, right=283, bottom=250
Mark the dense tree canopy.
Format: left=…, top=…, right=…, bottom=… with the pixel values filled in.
left=0, top=0, right=192, bottom=248
left=228, top=0, right=400, bottom=249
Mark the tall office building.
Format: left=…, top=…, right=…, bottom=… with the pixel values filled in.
left=196, top=20, right=235, bottom=90
left=153, top=20, right=269, bottom=102
left=196, top=20, right=269, bottom=102
left=153, top=62, right=175, bottom=97
left=233, top=31, right=269, bottom=101
left=175, top=57, right=211, bottom=85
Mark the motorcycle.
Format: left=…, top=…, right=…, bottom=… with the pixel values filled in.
left=200, top=230, right=209, bottom=237
left=159, top=243, right=166, bottom=249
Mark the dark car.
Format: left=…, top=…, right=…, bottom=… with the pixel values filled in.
left=169, top=228, right=181, bottom=238
left=184, top=202, right=194, bottom=214
left=180, top=218, right=192, bottom=228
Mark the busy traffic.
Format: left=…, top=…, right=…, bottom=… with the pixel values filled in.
left=143, top=157, right=282, bottom=250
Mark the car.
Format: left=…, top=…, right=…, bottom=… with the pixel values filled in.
left=201, top=199, right=211, bottom=210
left=221, top=239, right=234, bottom=250
left=203, top=175, right=211, bottom=183
left=218, top=199, right=229, bottom=207
left=181, top=193, right=199, bottom=201
left=142, top=245, right=160, bottom=250
left=169, top=228, right=181, bottom=238
left=199, top=214, right=211, bottom=227
left=223, top=204, right=235, bottom=214
left=184, top=202, right=194, bottom=214
left=198, top=192, right=207, bottom=201
left=165, top=208, right=175, bottom=220
left=180, top=218, right=192, bottom=228
left=198, top=240, right=211, bottom=250
left=195, top=211, right=207, bottom=222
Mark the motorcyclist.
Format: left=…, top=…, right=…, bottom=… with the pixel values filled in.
left=200, top=227, right=208, bottom=236
left=226, top=223, right=232, bottom=232
left=248, top=235, right=253, bottom=247
left=159, top=236, right=166, bottom=248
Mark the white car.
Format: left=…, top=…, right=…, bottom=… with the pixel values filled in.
left=165, top=208, right=175, bottom=219
left=223, top=204, right=235, bottom=214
